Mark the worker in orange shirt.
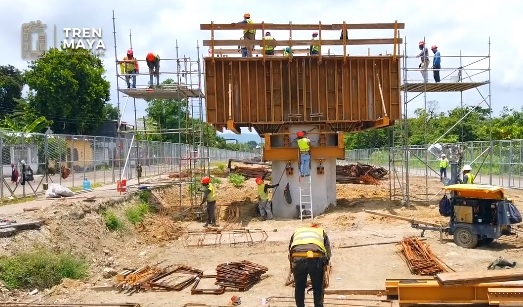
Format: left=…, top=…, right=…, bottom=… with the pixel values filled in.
left=119, top=49, right=139, bottom=88
left=146, top=52, right=160, bottom=88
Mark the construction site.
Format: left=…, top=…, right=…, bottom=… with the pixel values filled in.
left=3, top=13, right=523, bottom=307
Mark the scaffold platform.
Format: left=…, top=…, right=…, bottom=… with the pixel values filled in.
left=400, top=81, right=489, bottom=92
left=119, top=84, right=204, bottom=100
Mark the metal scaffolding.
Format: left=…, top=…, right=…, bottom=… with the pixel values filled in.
left=390, top=37, right=492, bottom=205
left=111, top=10, right=210, bottom=210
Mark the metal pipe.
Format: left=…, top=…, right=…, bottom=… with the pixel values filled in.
left=121, top=135, right=134, bottom=182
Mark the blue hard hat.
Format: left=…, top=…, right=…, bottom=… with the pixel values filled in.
left=285, top=47, right=291, bottom=52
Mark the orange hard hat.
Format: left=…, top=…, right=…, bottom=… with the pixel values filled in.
left=243, top=13, right=250, bottom=18
left=431, top=45, right=437, bottom=50
left=127, top=49, right=133, bottom=55
left=146, top=52, right=155, bottom=61
left=255, top=177, right=263, bottom=185
left=201, top=176, right=211, bottom=184
left=310, top=222, right=321, bottom=228
left=418, top=40, right=425, bottom=46
left=297, top=131, right=305, bottom=137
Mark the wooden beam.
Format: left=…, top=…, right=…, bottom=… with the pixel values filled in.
left=203, top=38, right=402, bottom=47
left=212, top=48, right=311, bottom=55
left=200, top=22, right=405, bottom=31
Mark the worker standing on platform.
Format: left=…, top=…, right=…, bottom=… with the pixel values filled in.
left=255, top=177, right=279, bottom=221
left=310, top=32, right=320, bottom=55
left=119, top=49, right=139, bottom=89
left=416, top=41, right=429, bottom=83
left=146, top=52, right=160, bottom=88
left=297, top=131, right=311, bottom=177
left=263, top=32, right=276, bottom=55
left=283, top=47, right=293, bottom=57
left=233, top=13, right=256, bottom=57
left=462, top=165, right=475, bottom=184
left=431, top=45, right=441, bottom=83
left=439, top=154, right=449, bottom=181
left=199, top=176, right=217, bottom=227
left=238, top=36, right=248, bottom=57
left=289, top=223, right=331, bottom=307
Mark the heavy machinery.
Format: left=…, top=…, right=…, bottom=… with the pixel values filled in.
left=413, top=184, right=522, bottom=248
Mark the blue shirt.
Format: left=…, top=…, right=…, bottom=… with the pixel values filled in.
left=433, top=51, right=441, bottom=66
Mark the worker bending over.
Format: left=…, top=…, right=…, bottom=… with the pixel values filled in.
left=439, top=154, right=449, bottom=181
left=310, top=32, right=320, bottom=55
left=462, top=164, right=474, bottom=184
left=146, top=52, right=160, bottom=88
left=416, top=41, right=429, bottom=83
left=297, top=131, right=311, bottom=177
left=431, top=45, right=441, bottom=83
left=255, top=177, right=279, bottom=221
left=119, top=49, right=139, bottom=89
left=289, top=223, right=332, bottom=307
left=263, top=32, right=276, bottom=55
left=199, top=176, right=217, bottom=227
left=233, top=13, right=256, bottom=57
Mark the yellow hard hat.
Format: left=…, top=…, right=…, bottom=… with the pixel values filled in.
left=243, top=13, right=250, bottom=18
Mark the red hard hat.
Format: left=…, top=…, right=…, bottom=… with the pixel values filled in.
left=418, top=41, right=425, bottom=46
left=297, top=131, right=305, bottom=137
left=146, top=52, right=155, bottom=61
left=311, top=222, right=321, bottom=228
left=312, top=32, right=318, bottom=36
left=201, top=177, right=211, bottom=184
left=431, top=45, right=437, bottom=50
left=127, top=49, right=133, bottom=55
left=255, top=177, right=263, bottom=185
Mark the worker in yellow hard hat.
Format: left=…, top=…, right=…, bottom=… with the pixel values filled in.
left=289, top=222, right=331, bottom=307
left=232, top=13, right=256, bottom=57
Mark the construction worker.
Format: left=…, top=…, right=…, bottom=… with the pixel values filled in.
left=431, top=45, right=441, bottom=83
left=255, top=177, right=279, bottom=221
left=237, top=36, right=248, bottom=57
left=462, top=165, right=475, bottom=184
left=233, top=13, right=256, bottom=57
left=296, top=131, right=311, bottom=177
left=289, top=223, right=331, bottom=307
left=263, top=32, right=276, bottom=55
left=119, top=49, right=139, bottom=89
left=146, top=52, right=160, bottom=88
left=199, top=176, right=217, bottom=227
left=416, top=41, right=429, bottom=83
left=283, top=47, right=293, bottom=57
left=310, top=32, right=320, bottom=55
left=439, top=154, right=449, bottom=181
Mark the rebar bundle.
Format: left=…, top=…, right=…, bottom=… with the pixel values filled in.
left=398, top=236, right=449, bottom=276
left=215, top=260, right=268, bottom=291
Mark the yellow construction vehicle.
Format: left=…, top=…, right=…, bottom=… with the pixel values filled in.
left=420, top=184, right=523, bottom=248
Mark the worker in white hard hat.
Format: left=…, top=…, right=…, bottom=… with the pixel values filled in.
left=439, top=154, right=449, bottom=181
left=462, top=164, right=474, bottom=184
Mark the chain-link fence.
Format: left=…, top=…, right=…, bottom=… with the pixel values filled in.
left=345, top=140, right=523, bottom=190
left=0, top=132, right=256, bottom=199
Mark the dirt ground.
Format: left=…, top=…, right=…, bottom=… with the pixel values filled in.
left=2, top=174, right=523, bottom=306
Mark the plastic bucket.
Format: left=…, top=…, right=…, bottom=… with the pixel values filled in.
left=117, top=179, right=127, bottom=192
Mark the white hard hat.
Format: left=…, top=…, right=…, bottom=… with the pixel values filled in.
left=441, top=154, right=446, bottom=157
left=462, top=164, right=472, bottom=171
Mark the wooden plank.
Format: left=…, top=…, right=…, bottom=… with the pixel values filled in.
left=200, top=23, right=406, bottom=31
left=436, top=270, right=523, bottom=286
left=203, top=38, right=402, bottom=47
left=211, top=48, right=310, bottom=55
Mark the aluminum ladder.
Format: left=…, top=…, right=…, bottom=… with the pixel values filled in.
left=298, top=175, right=313, bottom=221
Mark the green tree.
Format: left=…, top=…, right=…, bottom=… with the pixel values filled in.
left=0, top=65, right=24, bottom=118
left=102, top=103, right=119, bottom=120
left=24, top=47, right=110, bottom=135
left=0, top=98, right=52, bottom=133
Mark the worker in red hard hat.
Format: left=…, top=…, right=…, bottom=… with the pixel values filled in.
left=431, top=45, right=441, bottom=83
left=288, top=222, right=331, bottom=307
left=263, top=31, right=276, bottom=56
left=296, top=131, right=311, bottom=177
left=232, top=13, right=256, bottom=57
left=145, top=52, right=161, bottom=88
left=255, top=177, right=279, bottom=221
left=199, top=176, right=217, bottom=227
left=310, top=32, right=319, bottom=55
left=119, top=49, right=139, bottom=88
left=416, top=40, right=429, bottom=83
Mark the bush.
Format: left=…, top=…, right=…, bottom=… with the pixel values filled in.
left=125, top=202, right=151, bottom=224
left=228, top=173, right=245, bottom=188
left=0, top=249, right=88, bottom=290
left=138, top=190, right=152, bottom=203
left=211, top=177, right=222, bottom=185
left=217, top=163, right=226, bottom=171
left=102, top=210, right=123, bottom=231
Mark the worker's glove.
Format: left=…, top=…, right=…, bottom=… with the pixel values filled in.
left=418, top=63, right=422, bottom=68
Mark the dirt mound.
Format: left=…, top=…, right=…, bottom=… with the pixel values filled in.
left=135, top=215, right=186, bottom=244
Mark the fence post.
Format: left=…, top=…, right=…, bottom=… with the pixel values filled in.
left=0, top=134, right=3, bottom=200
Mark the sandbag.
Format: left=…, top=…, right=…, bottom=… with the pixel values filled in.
left=46, top=183, right=74, bottom=198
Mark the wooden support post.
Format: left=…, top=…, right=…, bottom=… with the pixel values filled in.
left=342, top=21, right=347, bottom=63
left=289, top=21, right=293, bottom=62
left=393, top=20, right=398, bottom=62
left=211, top=21, right=215, bottom=63
left=318, top=21, right=323, bottom=64
left=261, top=21, right=266, bottom=63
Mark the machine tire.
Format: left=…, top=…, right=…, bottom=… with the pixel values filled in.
left=453, top=227, right=479, bottom=248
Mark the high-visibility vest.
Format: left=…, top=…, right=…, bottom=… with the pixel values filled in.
left=311, top=37, right=319, bottom=52
left=439, top=159, right=449, bottom=168
left=283, top=50, right=290, bottom=56
left=207, top=183, right=217, bottom=201
left=120, top=56, right=138, bottom=73
left=465, top=174, right=475, bottom=184
left=297, top=138, right=310, bottom=152
left=244, top=19, right=256, bottom=35
left=264, top=36, right=275, bottom=51
left=290, top=227, right=327, bottom=255
left=258, top=184, right=268, bottom=200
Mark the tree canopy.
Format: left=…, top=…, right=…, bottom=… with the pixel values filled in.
left=24, top=47, right=111, bottom=135
left=0, top=65, right=24, bottom=117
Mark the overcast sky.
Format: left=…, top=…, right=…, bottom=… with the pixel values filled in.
left=1, top=0, right=522, bottom=136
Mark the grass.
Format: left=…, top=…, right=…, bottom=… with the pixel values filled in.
left=102, top=210, right=124, bottom=231
left=228, top=173, right=246, bottom=188
left=125, top=192, right=153, bottom=224
left=0, top=249, right=88, bottom=290
left=0, top=195, right=37, bottom=206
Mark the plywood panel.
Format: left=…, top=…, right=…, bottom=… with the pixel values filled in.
left=204, top=56, right=401, bottom=134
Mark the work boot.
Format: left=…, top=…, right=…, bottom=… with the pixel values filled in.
left=260, top=216, right=266, bottom=221
left=203, top=223, right=209, bottom=227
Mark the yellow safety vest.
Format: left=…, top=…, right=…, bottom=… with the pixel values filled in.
left=264, top=36, right=275, bottom=51
left=465, top=174, right=475, bottom=184
left=258, top=183, right=268, bottom=200
left=439, top=159, right=449, bottom=168
left=207, top=183, right=217, bottom=201
left=244, top=19, right=256, bottom=35
left=297, top=138, right=310, bottom=152
left=283, top=50, right=290, bottom=56
left=290, top=227, right=327, bottom=255
left=311, top=38, right=319, bottom=52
